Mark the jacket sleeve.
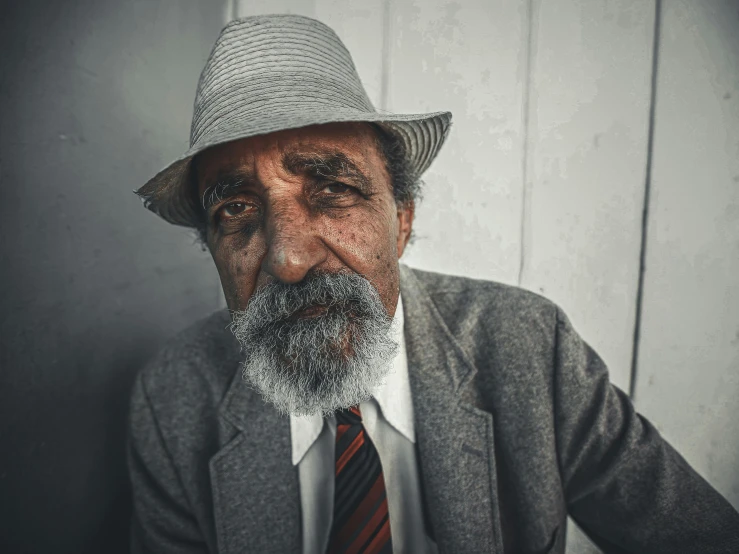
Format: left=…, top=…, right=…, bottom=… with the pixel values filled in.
left=553, top=308, right=739, bottom=553
left=127, top=372, right=211, bottom=554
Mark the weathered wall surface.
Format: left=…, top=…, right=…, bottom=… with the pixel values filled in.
left=0, top=1, right=224, bottom=552
left=633, top=0, right=739, bottom=514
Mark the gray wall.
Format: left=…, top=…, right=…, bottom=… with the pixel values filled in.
left=0, top=1, right=224, bottom=552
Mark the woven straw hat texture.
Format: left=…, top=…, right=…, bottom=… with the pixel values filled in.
left=135, top=14, right=452, bottom=227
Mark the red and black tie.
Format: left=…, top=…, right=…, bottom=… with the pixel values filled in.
left=326, top=406, right=392, bottom=554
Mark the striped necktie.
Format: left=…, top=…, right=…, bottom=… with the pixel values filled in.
left=327, top=406, right=392, bottom=554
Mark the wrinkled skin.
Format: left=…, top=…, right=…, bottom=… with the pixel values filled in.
left=195, top=122, right=414, bottom=319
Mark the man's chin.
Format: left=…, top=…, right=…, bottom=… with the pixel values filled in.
left=240, top=348, right=393, bottom=417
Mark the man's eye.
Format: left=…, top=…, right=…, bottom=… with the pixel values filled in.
left=220, top=202, right=255, bottom=218
left=323, top=183, right=352, bottom=194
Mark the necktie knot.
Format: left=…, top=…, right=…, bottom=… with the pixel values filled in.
left=334, top=405, right=362, bottom=426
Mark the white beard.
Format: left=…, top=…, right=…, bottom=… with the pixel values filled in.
left=229, top=273, right=398, bottom=416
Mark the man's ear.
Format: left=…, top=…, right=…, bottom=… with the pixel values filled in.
left=396, top=200, right=415, bottom=258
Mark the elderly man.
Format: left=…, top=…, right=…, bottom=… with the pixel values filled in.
left=128, top=14, right=739, bottom=554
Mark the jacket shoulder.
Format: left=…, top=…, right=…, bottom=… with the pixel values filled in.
left=133, top=309, right=241, bottom=423
left=408, top=266, right=559, bottom=326
left=406, top=267, right=561, bottom=385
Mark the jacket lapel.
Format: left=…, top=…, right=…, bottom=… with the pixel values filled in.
left=400, top=265, right=504, bottom=554
left=210, top=369, right=301, bottom=554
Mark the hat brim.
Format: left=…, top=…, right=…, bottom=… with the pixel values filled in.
left=135, top=110, right=452, bottom=228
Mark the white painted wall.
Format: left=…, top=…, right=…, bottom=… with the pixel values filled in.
left=634, top=0, right=739, bottom=513
left=521, top=0, right=655, bottom=392
left=385, top=0, right=528, bottom=285
left=229, top=1, right=739, bottom=551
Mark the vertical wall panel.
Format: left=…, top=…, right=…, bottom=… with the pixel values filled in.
left=386, top=0, right=529, bottom=283
left=521, top=0, right=656, bottom=392
left=635, top=0, right=739, bottom=511
left=235, top=0, right=314, bottom=16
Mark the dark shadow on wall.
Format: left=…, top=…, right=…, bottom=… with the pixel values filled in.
left=0, top=1, right=225, bottom=552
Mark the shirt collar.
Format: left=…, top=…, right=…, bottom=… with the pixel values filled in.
left=289, top=293, right=414, bottom=465
left=371, top=296, right=415, bottom=444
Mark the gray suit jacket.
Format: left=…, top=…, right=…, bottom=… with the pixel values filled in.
left=128, top=265, right=739, bottom=554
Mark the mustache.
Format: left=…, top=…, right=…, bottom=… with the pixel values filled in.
left=232, top=272, right=386, bottom=327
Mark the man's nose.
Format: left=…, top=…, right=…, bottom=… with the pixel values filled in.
left=261, top=204, right=328, bottom=284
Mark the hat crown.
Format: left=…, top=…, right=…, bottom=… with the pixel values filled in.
left=191, top=14, right=376, bottom=147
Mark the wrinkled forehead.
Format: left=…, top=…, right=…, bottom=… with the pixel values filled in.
left=193, top=122, right=384, bottom=193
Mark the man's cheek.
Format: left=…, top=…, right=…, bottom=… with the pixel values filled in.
left=337, top=210, right=395, bottom=262
left=215, top=264, right=242, bottom=309
left=338, top=212, right=401, bottom=315
left=213, top=250, right=260, bottom=310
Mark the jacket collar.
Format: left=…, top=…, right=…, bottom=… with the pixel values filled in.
left=212, top=264, right=504, bottom=553
left=210, top=362, right=301, bottom=553
left=399, top=264, right=504, bottom=553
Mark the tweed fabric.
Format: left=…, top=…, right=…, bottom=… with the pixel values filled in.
left=135, top=14, right=452, bottom=228
left=128, top=265, right=739, bottom=553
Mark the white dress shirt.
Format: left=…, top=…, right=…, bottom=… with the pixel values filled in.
left=289, top=296, right=437, bottom=554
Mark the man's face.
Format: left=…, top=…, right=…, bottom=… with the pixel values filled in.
left=194, top=122, right=414, bottom=415
left=195, top=122, right=413, bottom=317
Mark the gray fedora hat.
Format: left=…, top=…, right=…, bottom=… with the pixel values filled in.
left=135, top=13, right=452, bottom=228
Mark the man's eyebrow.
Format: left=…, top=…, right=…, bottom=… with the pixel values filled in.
left=281, top=150, right=371, bottom=189
left=200, top=170, right=256, bottom=211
